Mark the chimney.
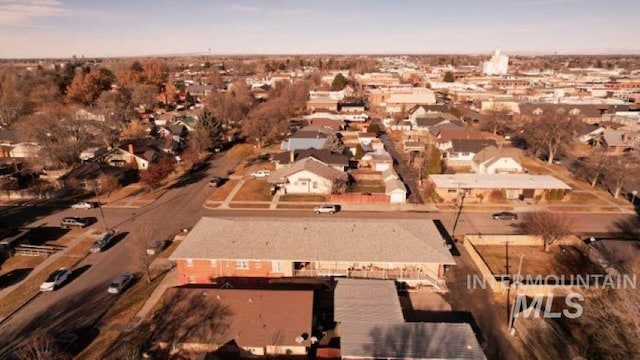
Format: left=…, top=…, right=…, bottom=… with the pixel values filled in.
left=290, top=151, right=295, bottom=163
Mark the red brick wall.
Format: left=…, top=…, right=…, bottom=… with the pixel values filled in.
left=175, top=259, right=283, bottom=285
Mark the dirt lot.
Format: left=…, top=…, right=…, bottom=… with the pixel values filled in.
left=231, top=179, right=272, bottom=202
left=475, top=244, right=603, bottom=278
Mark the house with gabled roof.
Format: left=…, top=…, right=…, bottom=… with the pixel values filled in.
left=271, top=149, right=349, bottom=171
left=268, top=157, right=347, bottom=194
left=472, top=145, right=522, bottom=174
left=444, top=139, right=497, bottom=168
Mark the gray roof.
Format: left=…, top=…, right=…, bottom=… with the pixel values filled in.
left=408, top=104, right=449, bottom=114
left=449, top=139, right=498, bottom=154
left=335, top=279, right=404, bottom=324
left=335, top=279, right=485, bottom=360
left=472, top=146, right=520, bottom=166
left=385, top=178, right=407, bottom=194
left=170, top=217, right=456, bottom=265
left=416, top=117, right=448, bottom=128
left=603, top=129, right=637, bottom=147
left=281, top=134, right=329, bottom=151
left=268, top=157, right=347, bottom=183
left=272, top=149, right=349, bottom=166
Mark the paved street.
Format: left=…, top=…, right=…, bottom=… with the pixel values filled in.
left=0, top=149, right=637, bottom=356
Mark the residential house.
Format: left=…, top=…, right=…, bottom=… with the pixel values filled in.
left=516, top=103, right=604, bottom=123
left=407, top=104, right=449, bottom=123
left=306, top=96, right=339, bottom=112
left=575, top=123, right=605, bottom=145
left=429, top=174, right=571, bottom=202
left=74, top=108, right=105, bottom=122
left=471, top=146, right=522, bottom=174
left=414, top=116, right=453, bottom=132
left=361, top=149, right=393, bottom=171
left=170, top=217, right=456, bottom=288
left=335, top=279, right=485, bottom=360
left=152, top=288, right=313, bottom=356
left=8, top=143, right=40, bottom=159
left=601, top=129, right=639, bottom=154
left=268, top=157, right=347, bottom=194
left=280, top=130, right=330, bottom=151
left=79, top=147, right=108, bottom=162
left=59, top=161, right=130, bottom=190
left=385, top=88, right=437, bottom=114
left=380, top=167, right=407, bottom=203
left=271, top=149, right=349, bottom=171
left=307, top=118, right=345, bottom=131
left=339, top=101, right=366, bottom=113
left=435, top=128, right=485, bottom=150
left=443, top=139, right=498, bottom=168
left=105, top=141, right=160, bottom=169
left=185, top=84, right=214, bottom=99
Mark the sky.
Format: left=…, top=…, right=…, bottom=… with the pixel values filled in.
left=0, top=0, right=638, bottom=58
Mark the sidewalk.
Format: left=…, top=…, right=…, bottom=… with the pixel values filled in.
left=130, top=267, right=177, bottom=327
left=0, top=228, right=95, bottom=302
left=217, top=178, right=246, bottom=209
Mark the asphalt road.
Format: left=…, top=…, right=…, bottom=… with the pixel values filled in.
left=0, top=149, right=636, bottom=356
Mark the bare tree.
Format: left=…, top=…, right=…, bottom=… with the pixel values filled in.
left=481, top=109, right=511, bottom=135
left=602, top=154, right=639, bottom=198
left=15, top=334, right=70, bottom=360
left=0, top=70, right=30, bottom=127
left=522, top=110, right=579, bottom=164
left=130, top=83, right=158, bottom=110
left=521, top=211, right=570, bottom=252
left=139, top=157, right=175, bottom=191
left=132, top=223, right=154, bottom=284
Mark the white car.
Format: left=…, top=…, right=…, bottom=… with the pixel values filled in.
left=314, top=204, right=339, bottom=214
left=40, top=267, right=72, bottom=291
left=250, top=170, right=270, bottom=179
left=71, top=201, right=97, bottom=209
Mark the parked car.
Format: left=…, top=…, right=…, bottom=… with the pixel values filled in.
left=208, top=177, right=224, bottom=187
left=107, top=272, right=135, bottom=294
left=492, top=212, right=518, bottom=221
left=40, top=267, right=72, bottom=291
left=90, top=230, right=116, bottom=253
left=250, top=170, right=270, bottom=179
left=146, top=240, right=167, bottom=255
left=71, top=201, right=98, bottom=209
left=314, top=204, right=339, bottom=214
left=61, top=217, right=90, bottom=229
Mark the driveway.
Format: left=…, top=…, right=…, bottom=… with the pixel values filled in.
left=380, top=133, right=424, bottom=204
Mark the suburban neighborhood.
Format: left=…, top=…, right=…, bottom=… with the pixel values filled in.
left=0, top=1, right=639, bottom=360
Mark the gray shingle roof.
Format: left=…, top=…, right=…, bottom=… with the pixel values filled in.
left=268, top=157, right=347, bottom=183
left=473, top=145, right=520, bottom=166
left=449, top=139, right=498, bottom=154
left=272, top=149, right=349, bottom=167
left=170, top=217, right=456, bottom=265
left=335, top=279, right=486, bottom=360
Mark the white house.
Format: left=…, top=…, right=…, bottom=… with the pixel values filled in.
left=443, top=139, right=497, bottom=168
left=268, top=157, right=347, bottom=195
left=471, top=146, right=522, bottom=174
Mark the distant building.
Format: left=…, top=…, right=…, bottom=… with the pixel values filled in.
left=482, top=49, right=509, bottom=76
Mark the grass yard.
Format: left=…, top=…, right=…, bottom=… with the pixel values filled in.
left=0, top=237, right=94, bottom=318
left=280, top=194, right=327, bottom=202
left=231, top=179, right=272, bottom=202
left=475, top=244, right=603, bottom=279
left=565, top=191, right=602, bottom=205
left=208, top=179, right=239, bottom=202
left=349, top=180, right=386, bottom=194
left=228, top=203, right=271, bottom=209
left=277, top=204, right=318, bottom=209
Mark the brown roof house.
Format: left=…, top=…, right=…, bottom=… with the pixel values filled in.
left=471, top=146, right=522, bottom=174
left=151, top=288, right=313, bottom=357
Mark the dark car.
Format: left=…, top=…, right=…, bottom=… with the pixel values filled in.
left=208, top=177, right=224, bottom=187
left=61, top=217, right=90, bottom=229
left=492, top=212, right=518, bottom=221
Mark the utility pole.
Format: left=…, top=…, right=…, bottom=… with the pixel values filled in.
left=508, top=254, right=524, bottom=334
left=93, top=181, right=110, bottom=232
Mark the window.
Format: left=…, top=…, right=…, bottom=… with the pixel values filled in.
left=235, top=260, right=249, bottom=269
left=186, top=259, right=193, bottom=268
left=272, top=261, right=282, bottom=273
left=254, top=261, right=262, bottom=269
left=210, top=260, right=217, bottom=267
left=313, top=181, right=318, bottom=189
left=448, top=189, right=457, bottom=193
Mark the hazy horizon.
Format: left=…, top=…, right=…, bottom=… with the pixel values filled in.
left=1, top=0, right=639, bottom=59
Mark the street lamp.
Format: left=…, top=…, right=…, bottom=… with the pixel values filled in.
left=93, top=181, right=110, bottom=232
